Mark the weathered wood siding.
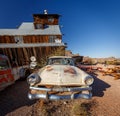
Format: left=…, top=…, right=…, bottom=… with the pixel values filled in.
left=0, top=13, right=65, bottom=66
left=0, top=35, right=62, bottom=43
left=33, top=14, right=59, bottom=25
left=0, top=46, right=65, bottom=66
left=0, top=35, right=64, bottom=66
left=0, top=36, right=15, bottom=43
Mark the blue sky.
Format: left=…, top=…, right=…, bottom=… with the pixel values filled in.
left=0, top=0, right=120, bottom=58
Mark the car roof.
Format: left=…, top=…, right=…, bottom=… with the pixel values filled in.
left=49, top=56, right=72, bottom=59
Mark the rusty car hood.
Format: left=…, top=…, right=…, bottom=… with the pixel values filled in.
left=37, top=65, right=90, bottom=86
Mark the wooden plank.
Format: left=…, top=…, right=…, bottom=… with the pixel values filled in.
left=23, top=48, right=29, bottom=62
left=32, top=47, right=37, bottom=58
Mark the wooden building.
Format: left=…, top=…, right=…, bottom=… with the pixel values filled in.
left=0, top=10, right=66, bottom=66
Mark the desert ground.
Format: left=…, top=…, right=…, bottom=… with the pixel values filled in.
left=0, top=66, right=120, bottom=116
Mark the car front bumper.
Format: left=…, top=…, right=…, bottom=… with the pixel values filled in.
left=28, top=86, right=92, bottom=100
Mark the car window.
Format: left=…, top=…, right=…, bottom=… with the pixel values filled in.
left=0, top=59, right=10, bottom=70
left=65, top=58, right=74, bottom=66
left=47, top=58, right=74, bottom=66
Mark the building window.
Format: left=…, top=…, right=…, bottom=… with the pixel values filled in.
left=36, top=24, right=43, bottom=29
left=49, top=36, right=57, bottom=43
left=55, top=39, right=61, bottom=43
left=48, top=17, right=54, bottom=23
left=35, top=24, right=48, bottom=29
left=14, top=36, right=23, bottom=44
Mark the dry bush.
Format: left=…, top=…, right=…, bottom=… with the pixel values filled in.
left=71, top=102, right=93, bottom=116
left=34, top=100, right=51, bottom=116
left=33, top=99, right=97, bottom=116
left=113, top=74, right=120, bottom=80
left=72, top=103, right=88, bottom=116
left=101, top=67, right=120, bottom=80
left=37, top=47, right=65, bottom=68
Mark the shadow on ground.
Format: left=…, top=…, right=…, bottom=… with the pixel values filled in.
left=0, top=80, right=36, bottom=116
left=89, top=71, right=111, bottom=97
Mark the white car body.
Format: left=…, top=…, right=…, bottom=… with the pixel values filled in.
left=27, top=56, right=94, bottom=100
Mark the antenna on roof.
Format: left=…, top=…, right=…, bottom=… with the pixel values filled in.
left=44, top=10, right=48, bottom=14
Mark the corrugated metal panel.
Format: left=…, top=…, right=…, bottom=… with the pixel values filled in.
left=0, top=43, right=66, bottom=48
left=0, top=23, right=62, bottom=36
left=18, top=22, right=34, bottom=29
left=0, top=29, right=17, bottom=35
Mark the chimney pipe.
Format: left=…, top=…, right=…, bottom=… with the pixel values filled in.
left=44, top=10, right=48, bottom=14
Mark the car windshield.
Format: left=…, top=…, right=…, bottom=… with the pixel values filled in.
left=47, top=58, right=74, bottom=66
left=0, top=59, right=10, bottom=70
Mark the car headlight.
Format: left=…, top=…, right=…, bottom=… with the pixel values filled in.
left=27, top=73, right=40, bottom=85
left=84, top=76, right=94, bottom=86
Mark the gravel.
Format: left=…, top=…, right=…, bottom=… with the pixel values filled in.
left=0, top=71, right=120, bottom=116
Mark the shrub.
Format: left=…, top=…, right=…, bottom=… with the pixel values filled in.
left=37, top=47, right=65, bottom=68
left=72, top=102, right=91, bottom=116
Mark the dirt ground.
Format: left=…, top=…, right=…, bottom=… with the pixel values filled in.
left=90, top=71, right=120, bottom=116
left=0, top=70, right=120, bottom=116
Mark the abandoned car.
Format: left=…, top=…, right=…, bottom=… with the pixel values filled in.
left=27, top=56, right=94, bottom=100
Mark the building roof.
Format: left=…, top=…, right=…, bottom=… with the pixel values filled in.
left=33, top=14, right=60, bottom=18
left=49, top=56, right=72, bottom=59
left=0, top=29, right=17, bottom=35
left=0, top=22, right=62, bottom=36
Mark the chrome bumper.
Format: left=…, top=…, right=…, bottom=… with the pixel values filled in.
left=28, top=86, right=92, bottom=100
